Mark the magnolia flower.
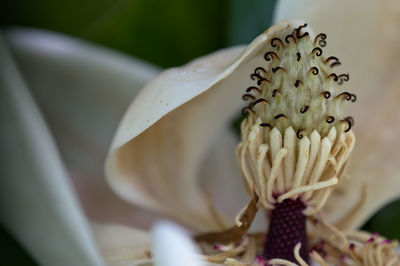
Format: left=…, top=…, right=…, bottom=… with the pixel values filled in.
left=1, top=0, right=400, bottom=265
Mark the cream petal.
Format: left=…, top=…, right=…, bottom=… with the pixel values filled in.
left=275, top=0, right=400, bottom=229
left=105, top=20, right=309, bottom=232
left=199, top=128, right=267, bottom=232
left=92, top=222, right=152, bottom=266
left=322, top=74, right=400, bottom=230
left=0, top=35, right=102, bottom=266
left=5, top=28, right=162, bottom=228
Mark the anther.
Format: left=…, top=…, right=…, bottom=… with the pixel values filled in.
left=260, top=123, right=272, bottom=128
left=296, top=52, right=301, bottom=61
left=325, top=116, right=335, bottom=123
left=241, top=106, right=254, bottom=116
left=335, top=92, right=352, bottom=101
left=295, top=23, right=308, bottom=37
left=314, top=33, right=327, bottom=47
left=321, top=91, right=331, bottom=99
left=274, top=113, right=286, bottom=120
left=341, top=116, right=354, bottom=132
left=325, top=56, right=341, bottom=68
left=298, top=31, right=310, bottom=39
left=296, top=129, right=305, bottom=139
left=328, top=73, right=339, bottom=81
left=285, top=34, right=296, bottom=44
left=254, top=67, right=267, bottom=75
left=264, top=51, right=280, bottom=61
left=300, top=105, right=309, bottom=113
left=272, top=89, right=280, bottom=97
left=250, top=73, right=270, bottom=85
left=309, top=67, right=319, bottom=75
left=311, top=47, right=323, bottom=57
left=242, top=94, right=256, bottom=101
left=272, top=66, right=286, bottom=73
left=271, top=38, right=285, bottom=50
left=253, top=98, right=269, bottom=106
left=246, top=86, right=261, bottom=93
left=337, top=73, right=350, bottom=85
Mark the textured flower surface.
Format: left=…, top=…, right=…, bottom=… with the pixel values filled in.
left=1, top=0, right=400, bottom=266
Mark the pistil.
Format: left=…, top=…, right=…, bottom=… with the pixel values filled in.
left=263, top=198, right=308, bottom=263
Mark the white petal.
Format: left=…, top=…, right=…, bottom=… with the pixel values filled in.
left=105, top=20, right=309, bottom=232
left=92, top=222, right=152, bottom=266
left=0, top=35, right=102, bottom=266
left=152, top=221, right=204, bottom=266
left=275, top=0, right=400, bottom=229
left=5, top=28, right=162, bottom=227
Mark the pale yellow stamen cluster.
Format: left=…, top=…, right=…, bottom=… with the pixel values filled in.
left=238, top=24, right=356, bottom=213
left=307, top=217, right=400, bottom=266
left=237, top=116, right=355, bottom=213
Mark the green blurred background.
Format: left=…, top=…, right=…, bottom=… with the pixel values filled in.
left=1, top=0, right=399, bottom=265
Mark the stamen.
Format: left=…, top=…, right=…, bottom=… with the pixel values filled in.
left=300, top=105, right=309, bottom=113
left=271, top=37, right=285, bottom=50
left=242, top=94, right=255, bottom=101
left=246, top=86, right=261, bottom=93
left=253, top=98, right=269, bottom=106
left=296, top=52, right=301, bottom=61
left=285, top=34, right=297, bottom=44
left=311, top=47, right=323, bottom=57
left=264, top=51, right=280, bottom=61
left=314, top=33, right=327, bottom=47
left=309, top=67, right=319, bottom=75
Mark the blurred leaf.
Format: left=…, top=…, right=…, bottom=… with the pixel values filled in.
left=0, top=224, right=38, bottom=266
left=227, top=0, right=276, bottom=45
left=1, top=0, right=228, bottom=67
left=362, top=199, right=400, bottom=239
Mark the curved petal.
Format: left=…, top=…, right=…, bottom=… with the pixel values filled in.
left=92, top=222, right=152, bottom=266
left=105, top=20, right=310, bottom=232
left=275, top=0, right=400, bottom=229
left=198, top=128, right=266, bottom=232
left=322, top=74, right=400, bottom=230
left=152, top=221, right=204, bottom=266
left=5, top=28, right=162, bottom=229
left=0, top=35, right=102, bottom=266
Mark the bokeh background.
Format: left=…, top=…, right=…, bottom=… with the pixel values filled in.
left=1, top=0, right=400, bottom=265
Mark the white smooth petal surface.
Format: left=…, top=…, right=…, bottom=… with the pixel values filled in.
left=0, top=35, right=102, bottom=266
left=5, top=28, right=162, bottom=228
left=152, top=221, right=203, bottom=266
left=92, top=223, right=152, bottom=266
left=106, top=20, right=308, bottom=232
left=275, top=0, right=400, bottom=229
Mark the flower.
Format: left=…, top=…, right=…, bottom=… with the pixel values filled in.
left=1, top=0, right=400, bottom=265
left=105, top=18, right=399, bottom=265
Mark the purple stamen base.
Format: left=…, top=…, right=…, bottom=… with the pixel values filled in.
left=263, top=198, right=309, bottom=263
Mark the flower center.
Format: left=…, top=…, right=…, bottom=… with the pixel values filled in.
left=263, top=198, right=308, bottom=262
left=242, top=23, right=356, bottom=138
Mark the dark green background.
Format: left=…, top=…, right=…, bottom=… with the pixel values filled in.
left=1, top=0, right=399, bottom=265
